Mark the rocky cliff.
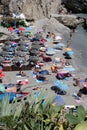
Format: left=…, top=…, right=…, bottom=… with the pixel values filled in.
left=0, top=0, right=67, bottom=19
left=63, top=0, right=87, bottom=13
left=0, top=0, right=87, bottom=19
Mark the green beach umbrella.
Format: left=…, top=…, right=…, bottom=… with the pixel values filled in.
left=0, top=84, right=6, bottom=93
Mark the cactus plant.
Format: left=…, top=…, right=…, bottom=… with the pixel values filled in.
left=74, top=123, right=87, bottom=130
left=65, top=105, right=87, bottom=125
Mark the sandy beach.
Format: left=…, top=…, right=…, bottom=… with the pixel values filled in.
left=1, top=23, right=87, bottom=109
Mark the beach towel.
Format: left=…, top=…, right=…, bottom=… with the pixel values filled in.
left=17, top=79, right=29, bottom=85
left=29, top=71, right=36, bottom=78
left=39, top=70, right=49, bottom=75
left=65, top=77, right=70, bottom=81
left=16, top=74, right=21, bottom=77
left=54, top=80, right=69, bottom=91
left=6, top=87, right=16, bottom=93
left=36, top=80, right=45, bottom=83
left=75, top=98, right=84, bottom=104
left=64, top=67, right=75, bottom=72
left=34, top=92, right=41, bottom=98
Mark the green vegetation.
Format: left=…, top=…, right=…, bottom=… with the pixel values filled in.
left=1, top=17, right=29, bottom=28
left=0, top=94, right=86, bottom=130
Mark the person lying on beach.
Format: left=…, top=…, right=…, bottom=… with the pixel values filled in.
left=19, top=71, right=27, bottom=77
left=33, top=69, right=39, bottom=75
left=73, top=78, right=81, bottom=87
left=36, top=74, right=48, bottom=81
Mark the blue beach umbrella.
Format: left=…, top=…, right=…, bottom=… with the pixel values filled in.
left=54, top=43, right=65, bottom=47
left=52, top=96, right=65, bottom=106
left=26, top=26, right=32, bottom=31
left=54, top=80, right=69, bottom=90
left=67, top=51, right=74, bottom=55
left=46, top=48, right=55, bottom=56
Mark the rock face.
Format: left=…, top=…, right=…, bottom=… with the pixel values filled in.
left=52, top=14, right=84, bottom=29
left=0, top=0, right=67, bottom=19
left=63, top=0, right=87, bottom=13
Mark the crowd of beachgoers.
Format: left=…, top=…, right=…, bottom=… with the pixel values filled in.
left=0, top=22, right=87, bottom=109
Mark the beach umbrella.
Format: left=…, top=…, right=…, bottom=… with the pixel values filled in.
left=30, top=50, right=39, bottom=55
left=54, top=43, right=65, bottom=48
left=66, top=51, right=74, bottom=55
left=0, top=56, right=4, bottom=63
left=0, top=71, right=5, bottom=78
left=65, top=48, right=72, bottom=51
left=29, top=56, right=38, bottom=62
left=52, top=96, right=65, bottom=106
left=18, top=27, right=25, bottom=31
left=40, top=38, right=47, bottom=43
left=18, top=40, right=26, bottom=45
left=34, top=33, right=43, bottom=40
left=46, top=50, right=55, bottom=56
left=40, top=47, right=46, bottom=52
left=31, top=45, right=40, bottom=49
left=8, top=27, right=14, bottom=31
left=46, top=48, right=55, bottom=56
left=1, top=51, right=9, bottom=57
left=25, top=26, right=32, bottom=31
left=6, top=35, right=16, bottom=41
left=30, top=46, right=39, bottom=52
left=2, top=45, right=11, bottom=51
left=20, top=36, right=28, bottom=41
left=15, top=51, right=26, bottom=57
left=0, top=84, right=6, bottom=93
left=55, top=36, right=62, bottom=41
left=17, top=46, right=26, bottom=51
left=4, top=41, right=11, bottom=46
left=13, top=57, right=24, bottom=63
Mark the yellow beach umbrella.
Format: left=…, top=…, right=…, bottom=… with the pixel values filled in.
left=65, top=47, right=72, bottom=51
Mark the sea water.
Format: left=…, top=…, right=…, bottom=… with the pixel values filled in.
left=71, top=22, right=87, bottom=72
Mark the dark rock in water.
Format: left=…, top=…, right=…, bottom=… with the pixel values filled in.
left=83, top=19, right=87, bottom=29
left=63, top=0, right=87, bottom=13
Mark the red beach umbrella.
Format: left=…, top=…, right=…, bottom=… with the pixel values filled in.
left=0, top=70, right=3, bottom=73
left=8, top=27, right=14, bottom=31
left=18, top=27, right=25, bottom=31
left=0, top=73, right=5, bottom=78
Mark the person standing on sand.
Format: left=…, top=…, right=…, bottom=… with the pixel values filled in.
left=66, top=29, right=74, bottom=47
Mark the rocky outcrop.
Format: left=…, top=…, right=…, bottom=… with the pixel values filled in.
left=51, top=14, right=84, bottom=29
left=63, top=0, right=87, bottom=13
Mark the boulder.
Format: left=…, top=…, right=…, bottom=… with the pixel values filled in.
left=52, top=14, right=84, bottom=29
left=63, top=0, right=87, bottom=13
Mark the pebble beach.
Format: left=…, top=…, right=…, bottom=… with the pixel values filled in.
left=0, top=22, right=87, bottom=109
